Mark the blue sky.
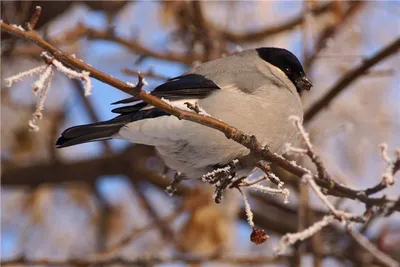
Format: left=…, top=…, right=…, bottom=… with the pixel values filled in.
left=2, top=1, right=400, bottom=262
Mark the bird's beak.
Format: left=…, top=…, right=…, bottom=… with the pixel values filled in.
left=296, top=76, right=313, bottom=91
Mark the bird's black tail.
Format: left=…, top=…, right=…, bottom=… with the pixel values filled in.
left=56, top=121, right=125, bottom=148
left=56, top=101, right=169, bottom=148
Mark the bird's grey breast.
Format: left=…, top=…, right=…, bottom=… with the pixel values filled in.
left=156, top=50, right=304, bottom=178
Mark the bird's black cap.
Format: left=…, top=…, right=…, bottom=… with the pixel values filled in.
left=256, top=47, right=312, bottom=93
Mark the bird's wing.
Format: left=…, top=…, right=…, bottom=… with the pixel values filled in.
left=111, top=73, right=220, bottom=113
left=56, top=74, right=221, bottom=147
left=151, top=73, right=220, bottom=100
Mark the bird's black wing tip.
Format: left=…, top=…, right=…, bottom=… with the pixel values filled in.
left=111, top=96, right=140, bottom=105
left=55, top=136, right=67, bottom=148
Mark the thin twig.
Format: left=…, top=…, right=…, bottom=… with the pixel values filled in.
left=123, top=68, right=170, bottom=81
left=364, top=144, right=399, bottom=196
left=1, top=20, right=398, bottom=211
left=304, top=1, right=365, bottom=69
left=219, top=2, right=333, bottom=43
left=26, top=6, right=41, bottom=31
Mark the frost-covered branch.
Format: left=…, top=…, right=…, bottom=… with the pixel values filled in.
left=379, top=143, right=396, bottom=185
left=249, top=184, right=290, bottom=204
left=4, top=65, right=47, bottom=87
left=302, top=174, right=363, bottom=222
left=1, top=14, right=399, bottom=212
left=238, top=188, right=269, bottom=245
left=290, top=115, right=329, bottom=180
left=30, top=65, right=54, bottom=131
left=283, top=142, right=308, bottom=155
left=42, top=53, right=93, bottom=96
left=364, top=144, right=400, bottom=197
left=276, top=215, right=335, bottom=255
left=3, top=52, right=93, bottom=131
left=239, top=188, right=255, bottom=228
left=4, top=63, right=54, bottom=131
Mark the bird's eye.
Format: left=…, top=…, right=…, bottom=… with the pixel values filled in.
left=285, top=67, right=291, bottom=73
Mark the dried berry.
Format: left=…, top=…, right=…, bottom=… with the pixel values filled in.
left=250, top=228, right=269, bottom=245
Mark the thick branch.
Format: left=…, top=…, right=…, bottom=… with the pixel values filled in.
left=1, top=21, right=398, bottom=211
left=1, top=145, right=170, bottom=189
left=82, top=25, right=203, bottom=64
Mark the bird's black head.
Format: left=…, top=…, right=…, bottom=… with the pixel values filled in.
left=256, top=47, right=312, bottom=94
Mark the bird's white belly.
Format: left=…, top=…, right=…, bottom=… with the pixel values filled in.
left=117, top=87, right=303, bottom=178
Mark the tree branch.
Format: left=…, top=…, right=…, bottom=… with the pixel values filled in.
left=1, top=145, right=170, bottom=189
left=347, top=225, right=399, bottom=267
left=1, top=20, right=398, bottom=212
left=219, top=2, right=333, bottom=43
left=304, top=1, right=365, bottom=70
left=304, top=37, right=400, bottom=123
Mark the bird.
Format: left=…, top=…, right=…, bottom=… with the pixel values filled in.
left=56, top=47, right=312, bottom=179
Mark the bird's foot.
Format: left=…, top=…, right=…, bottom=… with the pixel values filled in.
left=165, top=172, right=188, bottom=196
left=201, top=159, right=242, bottom=203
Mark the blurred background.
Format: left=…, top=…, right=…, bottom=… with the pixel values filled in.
left=1, top=1, right=399, bottom=266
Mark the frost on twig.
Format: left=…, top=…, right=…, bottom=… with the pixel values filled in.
left=30, top=65, right=54, bottom=131
left=256, top=160, right=285, bottom=188
left=275, top=215, right=334, bottom=255
left=4, top=63, right=54, bottom=131
left=126, top=81, right=136, bottom=88
left=364, top=144, right=399, bottom=197
left=283, top=142, right=308, bottom=155
left=379, top=143, right=391, bottom=164
left=27, top=6, right=42, bottom=31
left=32, top=64, right=53, bottom=95
left=201, top=164, right=236, bottom=203
left=289, top=115, right=313, bottom=151
left=4, top=65, right=47, bottom=87
left=302, top=174, right=360, bottom=222
left=288, top=115, right=329, bottom=180
left=238, top=188, right=254, bottom=228
left=11, top=24, right=25, bottom=32
left=275, top=172, right=366, bottom=254
left=4, top=52, right=95, bottom=131
left=302, top=174, right=338, bottom=215
left=201, top=166, right=232, bottom=184
left=238, top=188, right=269, bottom=245
left=248, top=184, right=290, bottom=204
left=379, top=143, right=395, bottom=186
left=49, top=56, right=92, bottom=96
